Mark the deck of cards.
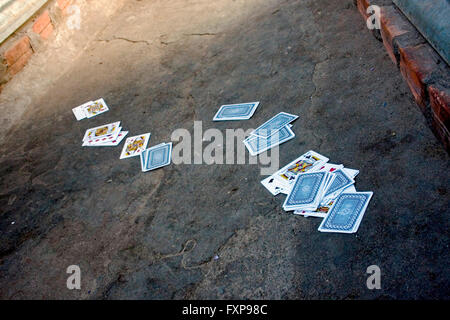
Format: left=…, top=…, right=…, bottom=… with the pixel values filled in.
left=262, top=150, right=373, bottom=234
left=244, top=112, right=298, bottom=156
left=73, top=98, right=109, bottom=120
left=82, top=121, right=128, bottom=147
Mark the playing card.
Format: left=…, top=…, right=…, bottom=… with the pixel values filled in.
left=322, top=168, right=355, bottom=201
left=261, top=175, right=284, bottom=196
left=251, top=112, right=298, bottom=138
left=318, top=191, right=373, bottom=233
left=88, top=131, right=128, bottom=147
left=213, top=102, right=260, bottom=121
left=294, top=185, right=356, bottom=218
left=82, top=127, right=124, bottom=146
left=84, top=98, right=109, bottom=118
left=82, top=121, right=121, bottom=143
left=343, top=168, right=359, bottom=179
left=141, top=142, right=172, bottom=172
left=72, top=101, right=93, bottom=120
left=271, top=151, right=329, bottom=194
left=244, top=125, right=295, bottom=156
left=120, top=133, right=151, bottom=159
left=283, top=171, right=328, bottom=211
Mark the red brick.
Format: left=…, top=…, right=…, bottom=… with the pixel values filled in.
left=40, top=23, right=54, bottom=40
left=380, top=6, right=411, bottom=65
left=32, top=10, right=51, bottom=35
left=429, top=84, right=450, bottom=130
left=431, top=110, right=450, bottom=152
left=356, top=0, right=370, bottom=19
left=8, top=50, right=33, bottom=76
left=4, top=36, right=33, bottom=67
left=399, top=44, right=441, bottom=109
left=57, top=0, right=72, bottom=13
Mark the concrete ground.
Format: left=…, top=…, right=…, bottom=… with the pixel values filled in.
left=0, top=0, right=449, bottom=299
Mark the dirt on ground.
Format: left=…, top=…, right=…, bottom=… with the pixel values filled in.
left=0, top=0, right=449, bottom=299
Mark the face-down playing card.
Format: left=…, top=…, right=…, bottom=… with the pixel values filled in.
left=244, top=124, right=295, bottom=156
left=213, top=102, right=260, bottom=121
left=140, top=142, right=173, bottom=172
left=322, top=168, right=355, bottom=200
left=251, top=112, right=298, bottom=138
left=318, top=192, right=373, bottom=233
left=283, top=171, right=328, bottom=211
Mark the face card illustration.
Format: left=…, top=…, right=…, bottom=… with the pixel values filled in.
left=72, top=101, right=93, bottom=121
left=275, top=150, right=329, bottom=186
left=120, top=133, right=151, bottom=159
left=89, top=131, right=129, bottom=147
left=82, top=121, right=121, bottom=142
left=213, top=102, right=260, bottom=121
left=83, top=127, right=124, bottom=146
left=85, top=98, right=109, bottom=118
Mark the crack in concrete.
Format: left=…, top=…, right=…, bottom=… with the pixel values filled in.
left=96, top=36, right=151, bottom=46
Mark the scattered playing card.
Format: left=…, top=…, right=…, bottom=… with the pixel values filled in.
left=244, top=124, right=295, bottom=156
left=318, top=192, right=373, bottom=233
left=141, top=142, right=172, bottom=172
left=260, top=150, right=329, bottom=195
left=251, top=112, right=298, bottom=138
left=89, top=131, right=129, bottom=147
left=283, top=171, right=329, bottom=211
left=84, top=98, right=109, bottom=118
left=213, top=102, right=260, bottom=121
left=82, top=121, right=121, bottom=145
left=73, top=101, right=93, bottom=121
left=72, top=98, right=109, bottom=120
left=120, top=133, right=151, bottom=159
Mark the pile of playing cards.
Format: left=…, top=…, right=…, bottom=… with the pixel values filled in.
left=73, top=98, right=109, bottom=120
left=244, top=112, right=298, bottom=156
left=261, top=150, right=373, bottom=234
left=82, top=121, right=128, bottom=147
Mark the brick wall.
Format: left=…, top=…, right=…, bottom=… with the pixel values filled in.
left=0, top=0, right=74, bottom=90
left=355, top=0, right=450, bottom=152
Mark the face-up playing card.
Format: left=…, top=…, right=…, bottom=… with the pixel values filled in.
left=83, top=127, right=123, bottom=146
left=244, top=125, right=295, bottom=156
left=213, top=102, right=260, bottom=121
left=261, top=175, right=284, bottom=196
left=251, top=112, right=298, bottom=138
left=120, top=133, right=151, bottom=159
left=82, top=121, right=121, bottom=143
left=84, top=98, right=109, bottom=118
left=87, top=131, right=128, bottom=147
left=141, top=142, right=172, bottom=172
left=318, top=191, right=373, bottom=233
left=73, top=101, right=94, bottom=121
left=273, top=151, right=329, bottom=192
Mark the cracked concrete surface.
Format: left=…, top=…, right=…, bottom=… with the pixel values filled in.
left=0, top=0, right=449, bottom=299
